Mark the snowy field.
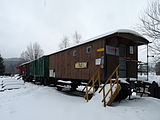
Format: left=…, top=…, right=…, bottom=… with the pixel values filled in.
left=0, top=76, right=160, bottom=120
left=138, top=73, right=160, bottom=86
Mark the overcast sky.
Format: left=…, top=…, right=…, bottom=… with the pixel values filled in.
left=0, top=0, right=153, bottom=61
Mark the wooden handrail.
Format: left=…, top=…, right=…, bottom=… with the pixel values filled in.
left=98, top=64, right=121, bottom=107
left=99, top=64, right=120, bottom=93
left=102, top=79, right=119, bottom=102
left=82, top=76, right=94, bottom=92
left=82, top=64, right=121, bottom=106
left=83, top=68, right=101, bottom=102
left=82, top=68, right=101, bottom=92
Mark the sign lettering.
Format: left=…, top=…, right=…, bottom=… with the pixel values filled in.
left=75, top=62, right=87, bottom=69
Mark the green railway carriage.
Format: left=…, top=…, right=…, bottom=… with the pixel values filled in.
left=36, top=56, right=49, bottom=77
left=28, top=56, right=49, bottom=77
left=29, top=60, right=36, bottom=77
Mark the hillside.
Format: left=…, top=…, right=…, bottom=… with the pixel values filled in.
left=3, top=58, right=25, bottom=74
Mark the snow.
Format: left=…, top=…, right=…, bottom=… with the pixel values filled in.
left=116, top=29, right=143, bottom=37
left=48, top=29, right=148, bottom=56
left=0, top=77, right=25, bottom=91
left=18, top=29, right=148, bottom=67
left=58, top=80, right=72, bottom=84
left=138, top=73, right=160, bottom=86
left=116, top=78, right=129, bottom=84
left=0, top=76, right=160, bottom=120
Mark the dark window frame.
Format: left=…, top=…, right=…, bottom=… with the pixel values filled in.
left=86, top=46, right=92, bottom=54
left=129, top=46, right=134, bottom=54
left=73, top=50, right=78, bottom=56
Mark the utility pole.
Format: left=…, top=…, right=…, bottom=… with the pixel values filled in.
left=146, top=42, right=154, bottom=81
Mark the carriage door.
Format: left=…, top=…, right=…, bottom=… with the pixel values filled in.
left=119, top=45, right=127, bottom=78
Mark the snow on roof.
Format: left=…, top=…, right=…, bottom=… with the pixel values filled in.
left=19, top=55, right=48, bottom=66
left=19, top=29, right=148, bottom=66
left=18, top=59, right=36, bottom=66
left=48, top=29, right=148, bottom=56
left=115, top=29, right=143, bottom=37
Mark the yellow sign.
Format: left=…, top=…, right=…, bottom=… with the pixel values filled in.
left=97, top=48, right=104, bottom=52
left=75, top=62, right=87, bottom=69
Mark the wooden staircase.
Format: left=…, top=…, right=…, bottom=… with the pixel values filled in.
left=102, top=84, right=121, bottom=106
left=82, top=69, right=101, bottom=102
left=82, top=65, right=122, bottom=107
left=99, top=65, right=121, bottom=106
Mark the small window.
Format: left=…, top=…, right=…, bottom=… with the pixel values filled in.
left=86, top=46, right=92, bottom=54
left=129, top=46, right=134, bottom=54
left=73, top=50, right=78, bottom=56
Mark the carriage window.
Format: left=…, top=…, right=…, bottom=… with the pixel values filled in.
left=86, top=46, right=92, bottom=54
left=73, top=50, right=78, bottom=56
left=129, top=46, right=134, bottom=54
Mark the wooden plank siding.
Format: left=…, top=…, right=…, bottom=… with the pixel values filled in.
left=105, top=36, right=138, bottom=79
left=48, top=32, right=149, bottom=82
left=49, top=39, right=105, bottom=81
left=18, top=31, right=149, bottom=84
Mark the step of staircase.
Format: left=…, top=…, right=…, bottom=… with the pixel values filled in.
left=107, top=84, right=121, bottom=106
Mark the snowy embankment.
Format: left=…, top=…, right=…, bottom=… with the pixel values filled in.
left=0, top=77, right=160, bottom=120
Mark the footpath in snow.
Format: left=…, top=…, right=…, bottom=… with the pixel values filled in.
left=0, top=76, right=160, bottom=120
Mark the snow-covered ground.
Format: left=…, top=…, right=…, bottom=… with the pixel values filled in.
left=138, top=73, right=160, bottom=86
left=0, top=76, right=160, bottom=120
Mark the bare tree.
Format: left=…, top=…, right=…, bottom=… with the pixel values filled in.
left=73, top=31, right=82, bottom=44
left=21, top=42, right=44, bottom=61
left=59, top=36, right=70, bottom=49
left=139, top=0, right=160, bottom=61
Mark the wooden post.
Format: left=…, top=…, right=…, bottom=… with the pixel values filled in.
left=92, top=79, right=95, bottom=95
left=103, top=88, right=106, bottom=107
left=110, top=78, right=113, bottom=96
left=116, top=70, right=119, bottom=83
left=98, top=70, right=100, bottom=87
left=86, top=86, right=89, bottom=102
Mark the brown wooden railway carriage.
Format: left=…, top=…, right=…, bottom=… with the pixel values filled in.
left=17, top=29, right=149, bottom=102
left=48, top=29, right=149, bottom=86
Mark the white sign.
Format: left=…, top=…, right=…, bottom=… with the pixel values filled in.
left=95, top=58, right=101, bottom=65
left=49, top=70, right=55, bottom=77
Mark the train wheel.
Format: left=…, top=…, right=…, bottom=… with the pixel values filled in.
left=53, top=79, right=58, bottom=87
left=71, top=83, right=78, bottom=91
left=57, top=86, right=62, bottom=91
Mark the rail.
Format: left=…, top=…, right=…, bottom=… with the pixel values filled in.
left=99, top=64, right=121, bottom=107
left=82, top=69, right=101, bottom=102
